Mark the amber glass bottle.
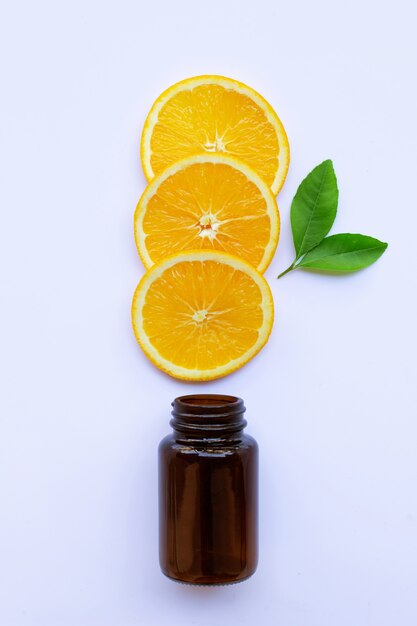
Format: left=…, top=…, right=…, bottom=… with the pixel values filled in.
left=158, top=394, right=258, bottom=585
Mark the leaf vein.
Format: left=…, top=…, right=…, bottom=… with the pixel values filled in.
left=296, top=160, right=330, bottom=257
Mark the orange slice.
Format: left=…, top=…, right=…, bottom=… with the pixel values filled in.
left=141, top=75, right=290, bottom=195
left=134, top=154, right=280, bottom=273
left=131, top=250, right=274, bottom=381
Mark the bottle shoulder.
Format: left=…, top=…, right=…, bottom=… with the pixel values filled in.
left=158, top=433, right=175, bottom=449
left=159, top=432, right=257, bottom=458
left=241, top=434, right=258, bottom=449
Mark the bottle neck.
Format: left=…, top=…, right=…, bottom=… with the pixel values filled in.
left=171, top=394, right=247, bottom=442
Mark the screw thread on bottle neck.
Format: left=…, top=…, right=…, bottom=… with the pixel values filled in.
left=171, top=394, right=247, bottom=439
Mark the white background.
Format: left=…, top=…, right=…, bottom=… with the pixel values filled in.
left=1, top=1, right=416, bottom=624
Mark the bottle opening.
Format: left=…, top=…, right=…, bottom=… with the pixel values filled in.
left=174, top=394, right=243, bottom=412
left=171, top=394, right=246, bottom=437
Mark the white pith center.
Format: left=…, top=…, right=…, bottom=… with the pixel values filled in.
left=192, top=309, right=209, bottom=323
left=204, top=135, right=226, bottom=152
left=198, top=213, right=221, bottom=240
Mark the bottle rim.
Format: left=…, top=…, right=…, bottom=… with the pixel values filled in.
left=173, top=394, right=244, bottom=414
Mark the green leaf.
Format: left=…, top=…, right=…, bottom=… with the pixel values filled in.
left=291, top=159, right=338, bottom=259
left=296, top=233, right=388, bottom=272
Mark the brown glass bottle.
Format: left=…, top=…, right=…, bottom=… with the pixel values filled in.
left=158, top=394, right=258, bottom=585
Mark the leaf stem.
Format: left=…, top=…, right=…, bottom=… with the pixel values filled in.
left=277, top=261, right=297, bottom=279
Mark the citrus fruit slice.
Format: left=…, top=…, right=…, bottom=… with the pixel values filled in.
left=141, top=75, right=290, bottom=195
left=131, top=250, right=274, bottom=381
left=134, top=153, right=280, bottom=273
